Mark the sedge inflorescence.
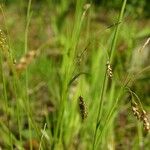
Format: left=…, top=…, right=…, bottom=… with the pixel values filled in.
left=78, top=96, right=88, bottom=121
left=106, top=61, right=113, bottom=78
left=130, top=92, right=150, bottom=132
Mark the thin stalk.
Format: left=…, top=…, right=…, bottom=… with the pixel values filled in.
left=127, top=87, right=144, bottom=110
left=92, top=0, right=127, bottom=149
left=39, top=123, right=47, bottom=150
left=92, top=71, right=107, bottom=149
left=0, top=51, right=13, bottom=149
left=137, top=122, right=143, bottom=149
left=109, top=0, right=127, bottom=63
left=95, top=87, right=124, bottom=148
left=25, top=0, right=32, bottom=150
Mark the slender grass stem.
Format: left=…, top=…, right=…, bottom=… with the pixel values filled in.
left=0, top=51, right=13, bottom=149
left=92, top=0, right=127, bottom=149
left=25, top=0, right=33, bottom=150
left=109, top=0, right=127, bottom=63
left=92, top=71, right=107, bottom=149
left=95, top=87, right=124, bottom=148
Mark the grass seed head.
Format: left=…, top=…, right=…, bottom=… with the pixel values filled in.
left=16, top=50, right=37, bottom=73
left=131, top=101, right=141, bottom=120
left=131, top=100, right=150, bottom=132
left=0, top=29, right=9, bottom=51
left=78, top=96, right=88, bottom=121
left=141, top=110, right=150, bottom=131
left=106, top=61, right=113, bottom=78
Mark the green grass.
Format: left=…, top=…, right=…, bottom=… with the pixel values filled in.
left=0, top=0, right=150, bottom=149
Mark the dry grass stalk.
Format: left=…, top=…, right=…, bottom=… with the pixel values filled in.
left=76, top=47, right=87, bottom=67
left=78, top=96, right=88, bottom=121
left=82, top=3, right=91, bottom=18
left=138, top=37, right=150, bottom=53
left=16, top=50, right=37, bottom=73
left=106, top=61, right=113, bottom=78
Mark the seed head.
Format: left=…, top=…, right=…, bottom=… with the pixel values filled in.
left=78, top=96, right=88, bottom=121
left=131, top=101, right=141, bottom=120
left=0, top=29, right=9, bottom=51
left=131, top=101, right=150, bottom=132
left=16, top=50, right=37, bottom=73
left=106, top=61, right=113, bottom=78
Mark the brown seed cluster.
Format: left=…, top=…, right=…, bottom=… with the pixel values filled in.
left=131, top=101, right=141, bottom=120
left=106, top=61, right=113, bottom=78
left=141, top=110, right=150, bottom=131
left=78, top=96, right=88, bottom=121
left=131, top=101, right=150, bottom=131
left=16, top=50, right=37, bottom=73
left=0, top=29, right=9, bottom=51
left=0, top=29, right=15, bottom=76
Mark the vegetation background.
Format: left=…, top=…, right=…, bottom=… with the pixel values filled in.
left=0, top=0, right=149, bottom=149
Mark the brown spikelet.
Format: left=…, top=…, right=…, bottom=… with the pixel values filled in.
left=131, top=100, right=150, bottom=132
left=78, top=96, right=88, bottom=121
left=0, top=29, right=8, bottom=50
left=0, top=29, right=16, bottom=76
left=106, top=61, right=113, bottom=78
left=0, top=29, right=10, bottom=57
left=140, top=110, right=150, bottom=131
left=131, top=101, right=141, bottom=120
left=16, top=50, right=37, bottom=73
